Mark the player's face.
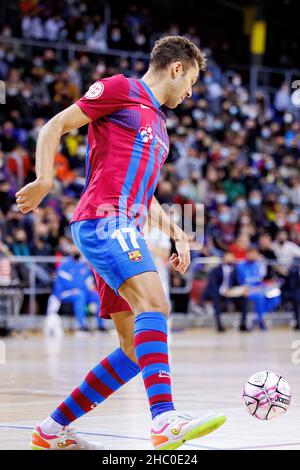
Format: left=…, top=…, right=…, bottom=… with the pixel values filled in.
left=165, top=62, right=199, bottom=109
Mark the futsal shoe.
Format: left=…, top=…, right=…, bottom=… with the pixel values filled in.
left=31, top=425, right=105, bottom=450
left=151, top=412, right=226, bottom=450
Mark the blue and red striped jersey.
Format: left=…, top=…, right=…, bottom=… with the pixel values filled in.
left=71, top=74, right=169, bottom=228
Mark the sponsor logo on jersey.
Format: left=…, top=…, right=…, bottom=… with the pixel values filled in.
left=139, top=124, right=153, bottom=143
left=128, top=250, right=142, bottom=262
left=85, top=81, right=104, bottom=99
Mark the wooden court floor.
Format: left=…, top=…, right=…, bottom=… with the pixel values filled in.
left=0, top=326, right=299, bottom=450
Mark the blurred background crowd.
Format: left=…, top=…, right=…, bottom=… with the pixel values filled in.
left=1, top=0, right=300, bottom=332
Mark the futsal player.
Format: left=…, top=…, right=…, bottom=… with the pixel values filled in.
left=16, top=35, right=226, bottom=450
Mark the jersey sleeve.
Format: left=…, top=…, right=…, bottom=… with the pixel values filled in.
left=75, top=74, right=130, bottom=121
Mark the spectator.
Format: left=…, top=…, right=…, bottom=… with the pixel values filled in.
left=236, top=248, right=281, bottom=330
left=49, top=247, right=105, bottom=332
left=258, top=233, right=278, bottom=280
left=228, top=234, right=250, bottom=261
left=272, top=230, right=300, bottom=273
left=202, top=252, right=249, bottom=332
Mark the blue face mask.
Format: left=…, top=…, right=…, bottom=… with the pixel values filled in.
left=249, top=198, right=262, bottom=206
left=261, top=128, right=271, bottom=139
left=236, top=199, right=247, bottom=210
left=279, top=195, right=289, bottom=205
left=215, top=195, right=227, bottom=204
left=219, top=212, right=231, bottom=224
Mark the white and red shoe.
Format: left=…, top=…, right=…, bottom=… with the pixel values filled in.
left=31, top=425, right=105, bottom=450
left=151, top=412, right=226, bottom=450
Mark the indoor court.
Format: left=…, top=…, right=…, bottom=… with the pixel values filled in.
left=1, top=327, right=299, bottom=450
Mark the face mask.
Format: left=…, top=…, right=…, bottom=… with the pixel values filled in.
left=279, top=195, right=289, bottom=205
left=96, top=64, right=106, bottom=74
left=265, top=162, right=275, bottom=170
left=284, top=113, right=293, bottom=124
left=232, top=77, right=241, bottom=87
left=111, top=32, right=121, bottom=41
left=215, top=195, right=227, bottom=204
left=77, top=145, right=86, bottom=157
left=261, top=128, right=271, bottom=139
left=7, top=87, right=19, bottom=96
left=220, top=148, right=229, bottom=158
left=7, top=53, right=15, bottom=62
left=231, top=121, right=241, bottom=132
left=33, top=58, right=43, bottom=67
left=236, top=199, right=247, bottom=210
left=214, top=120, right=224, bottom=130
left=288, top=215, right=298, bottom=224
left=229, top=106, right=238, bottom=116
left=23, top=90, right=32, bottom=98
left=249, top=198, right=262, bottom=206
left=178, top=186, right=190, bottom=198
left=192, top=109, right=205, bottom=120
left=219, top=212, right=231, bottom=224
left=136, top=34, right=146, bottom=45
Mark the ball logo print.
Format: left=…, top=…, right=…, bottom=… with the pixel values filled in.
left=242, top=370, right=291, bottom=420
left=85, top=81, right=104, bottom=99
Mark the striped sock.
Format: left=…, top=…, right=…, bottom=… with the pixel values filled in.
left=134, top=311, right=175, bottom=419
left=51, top=348, right=140, bottom=426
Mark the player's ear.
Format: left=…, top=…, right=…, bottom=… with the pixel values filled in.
left=170, top=61, right=182, bottom=79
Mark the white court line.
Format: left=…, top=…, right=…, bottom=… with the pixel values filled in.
left=0, top=401, right=60, bottom=407
left=0, top=424, right=216, bottom=450
left=1, top=424, right=299, bottom=450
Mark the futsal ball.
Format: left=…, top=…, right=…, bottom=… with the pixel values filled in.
left=242, top=370, right=291, bottom=420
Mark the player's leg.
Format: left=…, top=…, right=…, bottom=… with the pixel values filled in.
left=31, top=282, right=139, bottom=450
left=85, top=288, right=106, bottom=331
left=70, top=216, right=226, bottom=449
left=63, top=291, right=88, bottom=330
left=110, top=310, right=137, bottom=363
left=118, top=271, right=226, bottom=450
left=249, top=291, right=267, bottom=330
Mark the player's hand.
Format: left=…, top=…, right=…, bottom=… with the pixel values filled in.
left=15, top=179, right=51, bottom=214
left=170, top=234, right=191, bottom=274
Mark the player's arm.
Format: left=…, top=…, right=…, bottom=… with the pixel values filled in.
left=16, top=104, right=91, bottom=214
left=148, top=196, right=190, bottom=274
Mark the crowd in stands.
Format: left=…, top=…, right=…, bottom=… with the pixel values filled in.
left=1, top=3, right=300, bottom=330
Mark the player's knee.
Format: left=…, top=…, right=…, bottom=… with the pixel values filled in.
left=134, top=298, right=171, bottom=317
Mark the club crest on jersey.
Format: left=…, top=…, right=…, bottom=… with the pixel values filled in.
left=85, top=81, right=104, bottom=99
left=139, top=124, right=153, bottom=143
left=128, top=250, right=142, bottom=262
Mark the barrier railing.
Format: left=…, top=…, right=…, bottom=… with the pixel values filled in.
left=1, top=255, right=298, bottom=324
left=0, top=35, right=150, bottom=63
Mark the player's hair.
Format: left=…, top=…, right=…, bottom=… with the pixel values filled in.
left=149, top=35, right=207, bottom=72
